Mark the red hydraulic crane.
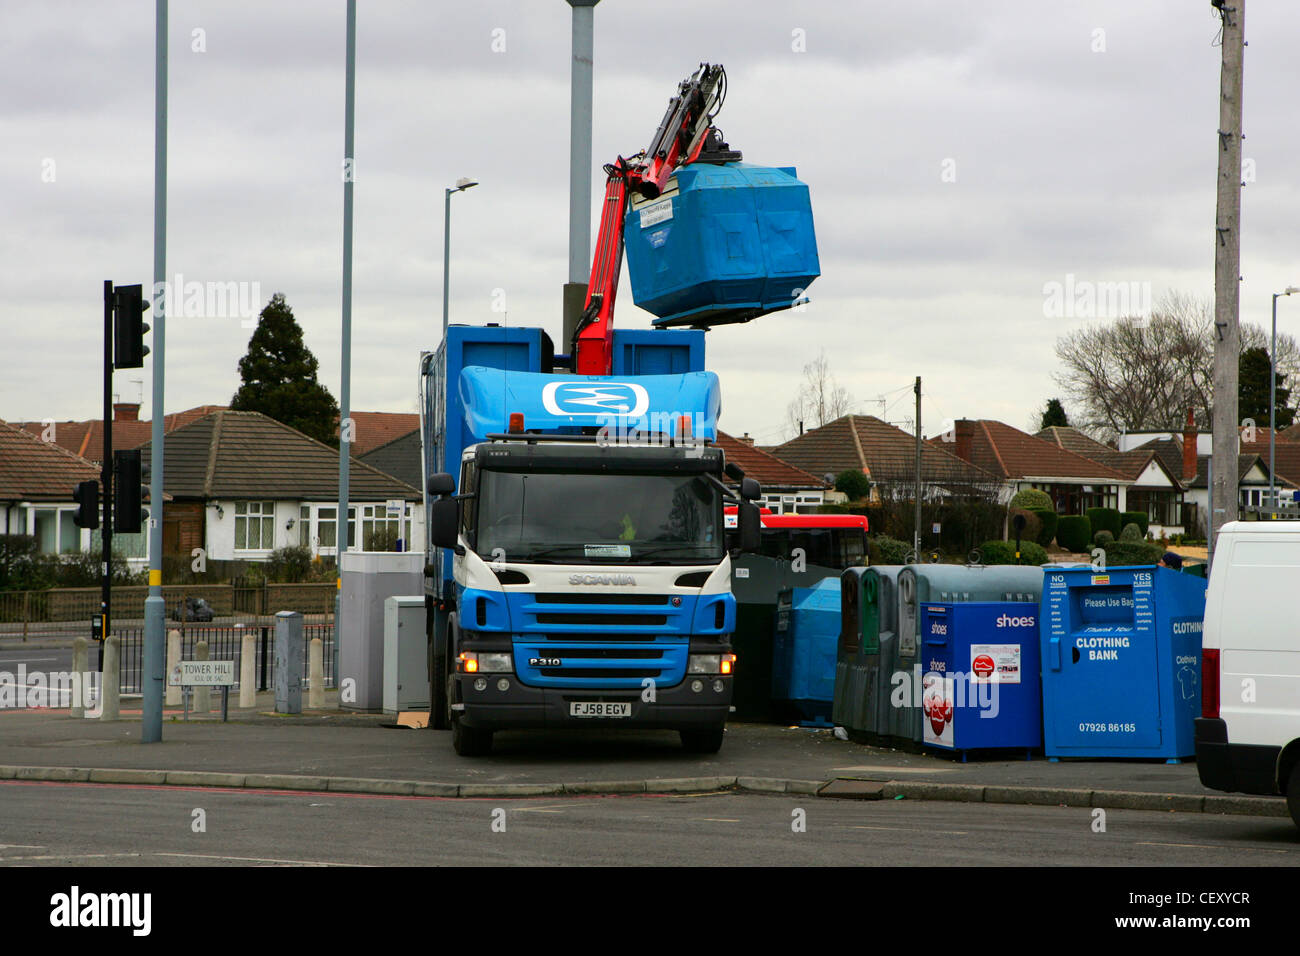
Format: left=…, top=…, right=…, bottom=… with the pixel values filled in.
left=571, top=62, right=741, bottom=375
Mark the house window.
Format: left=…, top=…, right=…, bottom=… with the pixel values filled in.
left=360, top=503, right=409, bottom=551
left=299, top=505, right=311, bottom=548
left=32, top=508, right=82, bottom=554
left=316, top=506, right=356, bottom=553
left=234, top=500, right=276, bottom=551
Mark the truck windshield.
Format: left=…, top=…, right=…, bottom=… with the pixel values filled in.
left=476, top=470, right=723, bottom=565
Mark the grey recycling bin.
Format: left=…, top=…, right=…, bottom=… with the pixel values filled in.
left=833, top=566, right=904, bottom=744
left=891, top=564, right=1045, bottom=747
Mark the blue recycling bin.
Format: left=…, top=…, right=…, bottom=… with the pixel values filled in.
left=773, top=578, right=840, bottom=723
left=919, top=602, right=1043, bottom=758
left=1040, top=565, right=1206, bottom=761
left=624, top=162, right=820, bottom=328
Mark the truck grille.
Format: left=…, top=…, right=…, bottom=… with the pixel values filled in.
left=535, top=593, right=669, bottom=605
left=536, top=612, right=667, bottom=626
left=513, top=641, right=688, bottom=689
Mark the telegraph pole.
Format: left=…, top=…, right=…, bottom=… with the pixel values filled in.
left=913, top=376, right=922, bottom=555
left=1210, top=0, right=1245, bottom=564
left=562, top=0, right=599, bottom=351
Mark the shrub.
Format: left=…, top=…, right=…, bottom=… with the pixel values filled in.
left=834, top=469, right=871, bottom=501
left=1094, top=530, right=1114, bottom=547
left=1008, top=508, right=1041, bottom=547
left=1085, top=507, right=1121, bottom=539
left=266, top=545, right=314, bottom=583
left=1056, top=515, right=1092, bottom=552
left=977, top=539, right=1048, bottom=565
left=1103, top=541, right=1163, bottom=567
left=1029, top=508, right=1058, bottom=547
left=870, top=534, right=912, bottom=565
left=1120, top=511, right=1149, bottom=537
left=1119, top=523, right=1143, bottom=542
left=1009, top=488, right=1053, bottom=511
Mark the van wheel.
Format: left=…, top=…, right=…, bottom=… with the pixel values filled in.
left=1287, top=762, right=1300, bottom=830
left=680, top=727, right=725, bottom=754
left=452, top=716, right=493, bottom=756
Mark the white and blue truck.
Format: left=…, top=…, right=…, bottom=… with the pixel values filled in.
left=419, top=327, right=762, bottom=755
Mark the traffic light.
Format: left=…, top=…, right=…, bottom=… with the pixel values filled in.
left=112, top=283, right=150, bottom=368
left=72, top=480, right=100, bottom=530
left=114, top=449, right=143, bottom=534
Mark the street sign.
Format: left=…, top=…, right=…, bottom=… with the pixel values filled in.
left=386, top=498, right=404, bottom=516
left=169, top=660, right=236, bottom=686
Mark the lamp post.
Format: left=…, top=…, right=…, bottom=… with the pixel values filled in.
left=1270, top=286, right=1300, bottom=509
left=442, top=177, right=478, bottom=338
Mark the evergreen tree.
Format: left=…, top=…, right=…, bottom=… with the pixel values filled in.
left=230, top=294, right=340, bottom=446
left=1239, top=346, right=1295, bottom=430
left=1039, top=397, right=1070, bottom=430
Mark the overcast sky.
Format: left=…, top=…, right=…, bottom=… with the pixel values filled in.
left=3, top=0, right=1298, bottom=445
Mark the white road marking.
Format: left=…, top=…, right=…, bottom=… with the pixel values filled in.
left=849, top=825, right=969, bottom=835
left=1136, top=841, right=1287, bottom=853
left=154, top=852, right=363, bottom=866
left=0, top=658, right=59, bottom=664
left=0, top=843, right=46, bottom=850
left=0, top=853, right=142, bottom=861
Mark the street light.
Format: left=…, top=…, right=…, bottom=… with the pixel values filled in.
left=442, top=177, right=478, bottom=338
left=1270, top=286, right=1300, bottom=509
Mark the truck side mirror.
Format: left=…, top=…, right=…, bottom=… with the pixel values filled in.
left=430, top=497, right=459, bottom=550
left=427, top=472, right=455, bottom=496
left=740, top=477, right=761, bottom=501
left=738, top=501, right=761, bottom=553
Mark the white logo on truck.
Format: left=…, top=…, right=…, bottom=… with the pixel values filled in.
left=543, top=382, right=650, bottom=418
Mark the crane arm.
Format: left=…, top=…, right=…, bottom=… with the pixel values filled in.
left=572, top=63, right=732, bottom=376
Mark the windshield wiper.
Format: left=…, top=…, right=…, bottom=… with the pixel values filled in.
left=629, top=545, right=716, bottom=563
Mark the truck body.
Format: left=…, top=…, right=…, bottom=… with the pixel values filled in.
left=420, top=324, right=758, bottom=755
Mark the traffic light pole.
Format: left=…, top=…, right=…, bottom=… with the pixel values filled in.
left=100, top=280, right=114, bottom=673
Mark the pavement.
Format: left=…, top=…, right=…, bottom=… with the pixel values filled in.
left=0, top=688, right=1288, bottom=818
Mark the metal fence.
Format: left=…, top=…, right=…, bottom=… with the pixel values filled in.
left=112, top=622, right=336, bottom=697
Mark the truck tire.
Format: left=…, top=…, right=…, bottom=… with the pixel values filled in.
left=429, top=616, right=450, bottom=731
left=452, top=717, right=493, bottom=756
left=1288, top=761, right=1300, bottom=831
left=680, top=727, right=725, bottom=754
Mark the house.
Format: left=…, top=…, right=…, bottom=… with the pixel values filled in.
left=347, top=411, right=421, bottom=456
left=769, top=415, right=1001, bottom=502
left=939, top=419, right=1131, bottom=512
left=18, top=403, right=229, bottom=466
left=139, top=410, right=423, bottom=561
left=358, top=428, right=422, bottom=491
left=1036, top=426, right=1188, bottom=535
left=714, top=432, right=827, bottom=513
left=0, top=420, right=104, bottom=555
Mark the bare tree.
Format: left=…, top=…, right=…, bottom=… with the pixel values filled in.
left=1053, top=290, right=1299, bottom=441
left=785, top=350, right=855, bottom=438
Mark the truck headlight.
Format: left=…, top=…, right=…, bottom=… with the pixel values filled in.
left=457, top=652, right=513, bottom=674
left=689, top=653, right=737, bottom=675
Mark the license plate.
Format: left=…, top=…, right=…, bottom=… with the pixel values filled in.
left=570, top=701, right=632, bottom=718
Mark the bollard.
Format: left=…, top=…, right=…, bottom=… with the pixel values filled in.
left=101, top=636, right=120, bottom=721
left=71, top=637, right=87, bottom=719
left=274, top=611, right=303, bottom=714
left=308, top=637, right=325, bottom=710
left=240, top=632, right=257, bottom=708
left=193, top=640, right=210, bottom=713
left=165, top=629, right=182, bottom=706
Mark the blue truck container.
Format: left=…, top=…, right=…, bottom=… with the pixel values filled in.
left=772, top=578, right=840, bottom=723
left=919, top=601, right=1043, bottom=758
left=624, top=163, right=820, bottom=328
left=1040, top=565, right=1207, bottom=761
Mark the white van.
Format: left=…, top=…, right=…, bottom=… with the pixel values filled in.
left=1196, top=521, right=1300, bottom=827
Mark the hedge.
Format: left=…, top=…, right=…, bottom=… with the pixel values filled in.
left=1008, top=508, right=1041, bottom=547
left=835, top=469, right=871, bottom=501
left=1119, top=523, right=1143, bottom=543
left=1030, top=508, right=1058, bottom=547
left=1085, top=507, right=1122, bottom=539
left=1102, top=541, right=1164, bottom=567
left=978, top=539, right=1048, bottom=566
left=1121, top=511, right=1149, bottom=537
left=1056, top=515, right=1092, bottom=552
left=1009, top=488, right=1053, bottom=511
left=870, top=534, right=912, bottom=565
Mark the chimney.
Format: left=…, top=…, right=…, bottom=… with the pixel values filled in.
left=113, top=402, right=140, bottom=422
left=952, top=419, right=975, bottom=463
left=1182, top=409, right=1197, bottom=481
left=738, top=433, right=755, bottom=446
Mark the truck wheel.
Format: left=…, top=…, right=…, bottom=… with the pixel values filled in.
left=1287, top=761, right=1300, bottom=831
left=452, top=716, right=493, bottom=757
left=680, top=727, right=725, bottom=754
